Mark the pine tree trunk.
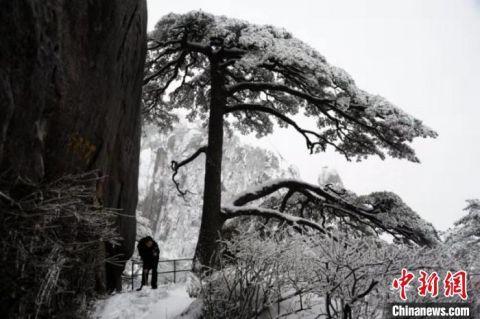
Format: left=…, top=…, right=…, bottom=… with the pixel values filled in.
left=195, top=61, right=226, bottom=269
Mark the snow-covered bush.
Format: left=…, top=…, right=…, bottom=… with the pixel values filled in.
left=200, top=229, right=303, bottom=318
left=0, top=172, right=121, bottom=318
left=198, top=228, right=387, bottom=318
left=198, top=223, right=472, bottom=319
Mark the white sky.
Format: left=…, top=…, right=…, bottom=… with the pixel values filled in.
left=146, top=0, right=480, bottom=230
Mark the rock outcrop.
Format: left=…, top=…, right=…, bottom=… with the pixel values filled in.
left=317, top=166, right=344, bottom=189
left=0, top=0, right=146, bottom=301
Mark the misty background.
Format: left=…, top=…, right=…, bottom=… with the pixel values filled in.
left=146, top=0, right=480, bottom=231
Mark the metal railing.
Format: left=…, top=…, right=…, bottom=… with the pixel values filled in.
left=125, top=258, right=193, bottom=290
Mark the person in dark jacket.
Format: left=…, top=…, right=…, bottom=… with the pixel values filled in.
left=136, top=236, right=159, bottom=290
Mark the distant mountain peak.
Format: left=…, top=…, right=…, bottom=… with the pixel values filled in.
left=317, top=166, right=344, bottom=188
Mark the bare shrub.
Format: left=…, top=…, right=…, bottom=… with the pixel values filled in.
left=200, top=230, right=300, bottom=318
left=0, top=172, right=121, bottom=318
left=198, top=225, right=472, bottom=319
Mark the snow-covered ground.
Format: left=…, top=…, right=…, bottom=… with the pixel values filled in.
left=91, top=284, right=195, bottom=319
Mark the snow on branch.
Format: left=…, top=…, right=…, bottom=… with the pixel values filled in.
left=225, top=82, right=415, bottom=160
left=226, top=82, right=332, bottom=105
left=230, top=179, right=344, bottom=209
left=221, top=205, right=327, bottom=234
left=223, top=178, right=438, bottom=247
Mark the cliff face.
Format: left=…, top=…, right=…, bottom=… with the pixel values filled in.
left=0, top=0, right=146, bottom=295
left=138, top=125, right=300, bottom=258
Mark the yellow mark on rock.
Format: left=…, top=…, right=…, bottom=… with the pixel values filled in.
left=68, top=133, right=97, bottom=163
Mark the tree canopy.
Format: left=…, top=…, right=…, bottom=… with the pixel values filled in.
left=144, top=11, right=437, bottom=162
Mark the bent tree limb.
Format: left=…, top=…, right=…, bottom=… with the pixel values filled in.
left=221, top=205, right=328, bottom=235
left=221, top=179, right=437, bottom=247
left=170, top=145, right=207, bottom=196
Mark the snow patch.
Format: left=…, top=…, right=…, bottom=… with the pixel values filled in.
left=91, top=284, right=195, bottom=319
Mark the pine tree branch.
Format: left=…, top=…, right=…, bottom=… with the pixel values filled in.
left=226, top=82, right=409, bottom=158
left=221, top=205, right=328, bottom=235
left=280, top=189, right=295, bottom=212
left=227, top=179, right=436, bottom=247
left=224, top=103, right=350, bottom=158
left=170, top=145, right=207, bottom=197
left=143, top=51, right=187, bottom=85
left=226, top=81, right=332, bottom=106
left=147, top=39, right=183, bottom=51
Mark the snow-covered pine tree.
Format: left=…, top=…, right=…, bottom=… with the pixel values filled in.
left=143, top=11, right=438, bottom=270
left=446, top=199, right=480, bottom=268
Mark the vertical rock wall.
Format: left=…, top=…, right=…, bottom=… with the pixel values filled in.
left=0, top=0, right=147, bottom=293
